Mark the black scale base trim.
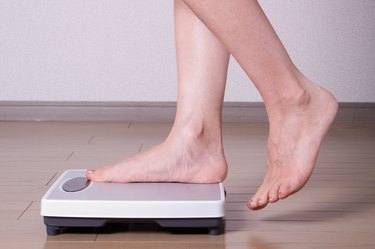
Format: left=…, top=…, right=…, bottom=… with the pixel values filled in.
left=43, top=216, right=224, bottom=236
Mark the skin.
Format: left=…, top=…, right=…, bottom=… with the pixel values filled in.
left=87, top=0, right=338, bottom=210
left=86, top=0, right=229, bottom=184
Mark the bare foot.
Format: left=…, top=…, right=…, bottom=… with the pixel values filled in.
left=248, top=78, right=338, bottom=210
left=86, top=126, right=228, bottom=184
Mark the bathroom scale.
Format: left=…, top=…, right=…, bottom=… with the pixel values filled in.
left=41, top=170, right=225, bottom=235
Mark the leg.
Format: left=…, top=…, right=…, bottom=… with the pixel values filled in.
left=86, top=0, right=230, bottom=183
left=181, top=0, right=338, bottom=209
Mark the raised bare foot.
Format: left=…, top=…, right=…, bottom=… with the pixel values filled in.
left=248, top=78, right=338, bottom=210
left=86, top=125, right=228, bottom=184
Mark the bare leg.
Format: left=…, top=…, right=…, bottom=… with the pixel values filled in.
left=181, top=0, right=338, bottom=209
left=86, top=0, right=230, bottom=183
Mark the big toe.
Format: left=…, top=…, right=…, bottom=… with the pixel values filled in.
left=86, top=169, right=107, bottom=182
left=248, top=190, right=270, bottom=210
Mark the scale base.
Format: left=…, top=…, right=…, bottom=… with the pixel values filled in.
left=44, top=216, right=224, bottom=236
left=41, top=170, right=225, bottom=236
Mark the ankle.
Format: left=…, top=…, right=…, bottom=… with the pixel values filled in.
left=266, top=85, right=310, bottom=117
left=170, top=117, right=223, bottom=146
left=185, top=120, right=222, bottom=144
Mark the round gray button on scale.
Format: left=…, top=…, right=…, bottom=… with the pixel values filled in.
left=62, top=177, right=90, bottom=192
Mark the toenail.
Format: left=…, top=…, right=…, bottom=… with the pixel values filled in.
left=258, top=200, right=262, bottom=205
left=86, top=169, right=96, bottom=174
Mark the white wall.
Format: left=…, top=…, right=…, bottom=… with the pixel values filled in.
left=1, top=0, right=374, bottom=102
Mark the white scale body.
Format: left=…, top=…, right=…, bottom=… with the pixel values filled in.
left=41, top=170, right=225, bottom=235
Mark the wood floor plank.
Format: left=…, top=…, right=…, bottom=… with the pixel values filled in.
left=0, top=242, right=46, bottom=249
left=225, top=210, right=375, bottom=222
left=43, top=242, right=95, bottom=249
left=18, top=201, right=40, bottom=220
left=0, top=151, right=73, bottom=162
left=0, top=170, right=56, bottom=186
left=96, top=232, right=224, bottom=243
left=0, top=219, right=49, bottom=242
left=95, top=242, right=189, bottom=249
left=0, top=201, right=31, bottom=220
left=66, top=148, right=140, bottom=163
left=224, top=230, right=375, bottom=245
left=0, top=185, right=48, bottom=201
left=224, top=219, right=375, bottom=232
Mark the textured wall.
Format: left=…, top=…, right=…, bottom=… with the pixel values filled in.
left=0, top=0, right=374, bottom=102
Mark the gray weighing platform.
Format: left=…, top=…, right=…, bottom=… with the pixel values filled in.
left=41, top=170, right=225, bottom=235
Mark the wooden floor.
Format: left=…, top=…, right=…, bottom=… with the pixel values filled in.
left=0, top=121, right=374, bottom=249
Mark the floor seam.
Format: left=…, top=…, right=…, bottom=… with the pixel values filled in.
left=17, top=201, right=33, bottom=220
left=45, top=172, right=57, bottom=186
left=87, top=135, right=94, bottom=144
left=65, top=151, right=74, bottom=161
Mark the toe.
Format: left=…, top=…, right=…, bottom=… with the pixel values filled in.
left=247, top=193, right=263, bottom=210
left=248, top=188, right=270, bottom=210
left=278, top=182, right=294, bottom=199
left=257, top=193, right=269, bottom=209
left=248, top=199, right=268, bottom=210
left=268, top=183, right=281, bottom=203
left=247, top=199, right=257, bottom=209
left=86, top=168, right=108, bottom=182
left=85, top=169, right=96, bottom=181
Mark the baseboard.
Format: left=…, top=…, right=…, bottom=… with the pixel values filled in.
left=0, top=101, right=374, bottom=122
